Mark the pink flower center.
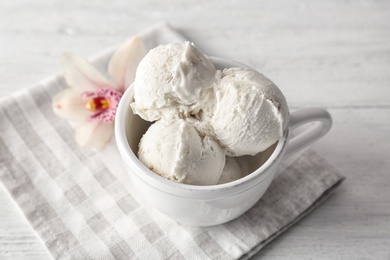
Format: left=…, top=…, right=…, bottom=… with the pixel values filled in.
left=81, top=88, right=123, bottom=123
left=85, top=97, right=111, bottom=111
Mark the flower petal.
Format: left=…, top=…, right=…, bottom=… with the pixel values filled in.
left=75, top=121, right=114, bottom=150
left=52, top=88, right=92, bottom=121
left=61, top=53, right=116, bottom=91
left=108, top=37, right=146, bottom=91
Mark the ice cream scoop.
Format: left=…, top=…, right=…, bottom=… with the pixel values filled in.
left=131, top=42, right=220, bottom=122
left=131, top=42, right=290, bottom=186
left=138, top=119, right=225, bottom=185
left=116, top=54, right=332, bottom=225
left=208, top=68, right=289, bottom=157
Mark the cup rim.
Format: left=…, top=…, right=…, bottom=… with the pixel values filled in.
left=115, top=57, right=289, bottom=199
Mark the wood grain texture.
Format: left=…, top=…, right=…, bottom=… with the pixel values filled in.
left=1, top=0, right=389, bottom=259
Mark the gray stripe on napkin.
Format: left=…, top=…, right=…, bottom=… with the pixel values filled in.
left=110, top=240, right=136, bottom=260
left=194, top=231, right=235, bottom=260
left=64, top=184, right=88, bottom=206
left=141, top=222, right=165, bottom=244
left=0, top=138, right=34, bottom=199
left=116, top=194, right=140, bottom=214
left=0, top=137, right=37, bottom=204
left=2, top=100, right=66, bottom=179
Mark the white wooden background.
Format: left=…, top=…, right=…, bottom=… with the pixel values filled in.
left=1, top=0, right=389, bottom=259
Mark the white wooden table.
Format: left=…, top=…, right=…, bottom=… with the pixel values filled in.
left=1, top=0, right=389, bottom=259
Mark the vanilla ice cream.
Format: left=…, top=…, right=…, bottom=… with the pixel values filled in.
left=131, top=42, right=289, bottom=185
left=131, top=42, right=220, bottom=122
left=138, top=119, right=225, bottom=185
left=208, top=68, right=289, bottom=157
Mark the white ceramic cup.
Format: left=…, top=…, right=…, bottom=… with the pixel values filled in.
left=115, top=57, right=332, bottom=226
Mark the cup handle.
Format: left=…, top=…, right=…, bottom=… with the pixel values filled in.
left=285, top=107, right=332, bottom=157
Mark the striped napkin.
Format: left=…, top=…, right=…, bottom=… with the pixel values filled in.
left=0, top=22, right=344, bottom=260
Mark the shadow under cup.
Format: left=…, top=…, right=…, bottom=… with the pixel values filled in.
left=115, top=58, right=290, bottom=226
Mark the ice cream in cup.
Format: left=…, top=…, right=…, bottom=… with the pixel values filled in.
left=115, top=42, right=332, bottom=226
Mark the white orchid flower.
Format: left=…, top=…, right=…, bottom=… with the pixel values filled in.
left=52, top=37, right=146, bottom=149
